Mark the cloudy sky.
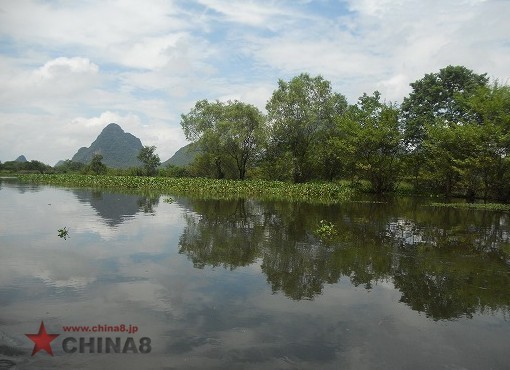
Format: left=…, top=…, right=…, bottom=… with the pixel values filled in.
left=1, top=0, right=509, bottom=165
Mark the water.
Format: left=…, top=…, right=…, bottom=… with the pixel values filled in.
left=0, top=178, right=509, bottom=369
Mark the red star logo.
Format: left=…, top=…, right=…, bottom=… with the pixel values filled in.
left=25, top=321, right=60, bottom=356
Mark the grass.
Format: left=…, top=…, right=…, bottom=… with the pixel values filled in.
left=429, top=202, right=510, bottom=212
left=17, top=174, right=355, bottom=204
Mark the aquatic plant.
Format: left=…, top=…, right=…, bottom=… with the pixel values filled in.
left=18, top=174, right=355, bottom=204
left=429, top=202, right=510, bottom=211
left=314, top=220, right=338, bottom=239
left=58, top=226, right=69, bottom=240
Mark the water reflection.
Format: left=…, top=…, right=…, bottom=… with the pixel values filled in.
left=1, top=182, right=510, bottom=369
left=72, top=189, right=160, bottom=227
left=179, top=198, right=510, bottom=320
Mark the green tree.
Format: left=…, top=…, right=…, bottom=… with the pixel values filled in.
left=460, top=82, right=510, bottom=200
left=137, top=145, right=161, bottom=176
left=414, top=81, right=510, bottom=200
left=401, top=66, right=489, bottom=186
left=54, top=160, right=86, bottom=173
left=266, top=73, right=348, bottom=182
left=181, top=99, right=266, bottom=180
left=338, top=92, right=402, bottom=193
left=87, top=153, right=107, bottom=175
left=401, top=65, right=489, bottom=148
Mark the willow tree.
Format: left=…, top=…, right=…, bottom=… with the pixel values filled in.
left=181, top=99, right=266, bottom=180
left=266, top=73, right=348, bottom=183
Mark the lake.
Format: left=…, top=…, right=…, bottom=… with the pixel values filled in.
left=0, top=177, right=509, bottom=369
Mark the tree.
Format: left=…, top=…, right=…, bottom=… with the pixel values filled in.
left=137, top=146, right=161, bottom=176
left=181, top=99, right=266, bottom=180
left=400, top=65, right=490, bottom=188
left=412, top=80, right=510, bottom=200
left=401, top=65, right=489, bottom=149
left=87, top=153, right=107, bottom=175
left=266, top=73, right=348, bottom=182
left=459, top=82, right=510, bottom=200
left=54, top=160, right=86, bottom=173
left=338, top=92, right=402, bottom=193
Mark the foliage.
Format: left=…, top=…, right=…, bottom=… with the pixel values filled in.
left=57, top=226, right=69, bottom=240
left=161, top=164, right=191, bottom=178
left=137, top=145, right=161, bottom=176
left=337, top=91, right=402, bottom=193
left=84, top=153, right=107, bottom=175
left=314, top=220, right=338, bottom=240
left=54, top=160, right=86, bottom=173
left=429, top=202, right=510, bottom=211
left=0, top=159, right=53, bottom=174
left=413, top=81, right=510, bottom=200
left=181, top=99, right=266, bottom=180
left=266, top=73, right=348, bottom=183
left=18, top=174, right=355, bottom=204
left=401, top=65, right=489, bottom=149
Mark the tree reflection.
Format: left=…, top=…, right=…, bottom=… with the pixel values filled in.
left=178, top=199, right=264, bottom=269
left=177, top=197, right=510, bottom=320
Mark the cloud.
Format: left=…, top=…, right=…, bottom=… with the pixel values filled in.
left=196, top=0, right=299, bottom=28
left=36, top=57, right=99, bottom=78
left=0, top=56, right=100, bottom=112
left=1, top=0, right=509, bottom=163
left=239, top=0, right=510, bottom=102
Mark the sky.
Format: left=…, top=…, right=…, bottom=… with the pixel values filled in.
left=1, top=0, right=509, bottom=165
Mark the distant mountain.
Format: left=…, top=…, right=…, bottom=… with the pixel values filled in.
left=15, top=155, right=28, bottom=162
left=71, top=123, right=143, bottom=168
left=161, top=143, right=200, bottom=167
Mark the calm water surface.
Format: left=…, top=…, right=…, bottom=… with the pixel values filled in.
left=0, top=178, right=509, bottom=369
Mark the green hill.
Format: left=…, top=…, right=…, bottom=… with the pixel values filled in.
left=162, top=143, right=200, bottom=167
left=71, top=123, right=143, bottom=168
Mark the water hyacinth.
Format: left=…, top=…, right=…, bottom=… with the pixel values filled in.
left=429, top=202, right=510, bottom=212
left=18, top=174, right=355, bottom=204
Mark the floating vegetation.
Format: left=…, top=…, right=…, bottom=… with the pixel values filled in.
left=429, top=202, right=510, bottom=212
left=163, top=196, right=174, bottom=204
left=58, top=226, right=69, bottom=240
left=314, top=220, right=338, bottom=240
left=18, top=175, right=355, bottom=204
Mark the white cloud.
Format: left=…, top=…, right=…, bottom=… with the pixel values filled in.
left=0, top=56, right=100, bottom=110
left=242, top=0, right=510, bottom=101
left=36, top=57, right=99, bottom=78
left=1, top=0, right=509, bottom=163
left=196, top=0, right=299, bottom=28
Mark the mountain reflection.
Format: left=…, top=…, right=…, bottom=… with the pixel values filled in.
left=72, top=189, right=160, bottom=226
left=178, top=197, right=510, bottom=320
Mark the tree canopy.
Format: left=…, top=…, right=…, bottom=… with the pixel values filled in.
left=266, top=73, right=348, bottom=182
left=138, top=145, right=161, bottom=176
left=181, top=99, right=266, bottom=180
left=176, top=65, right=510, bottom=200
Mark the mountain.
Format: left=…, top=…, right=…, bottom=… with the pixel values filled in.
left=15, top=155, right=28, bottom=162
left=71, top=123, right=143, bottom=168
left=161, top=143, right=200, bottom=167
